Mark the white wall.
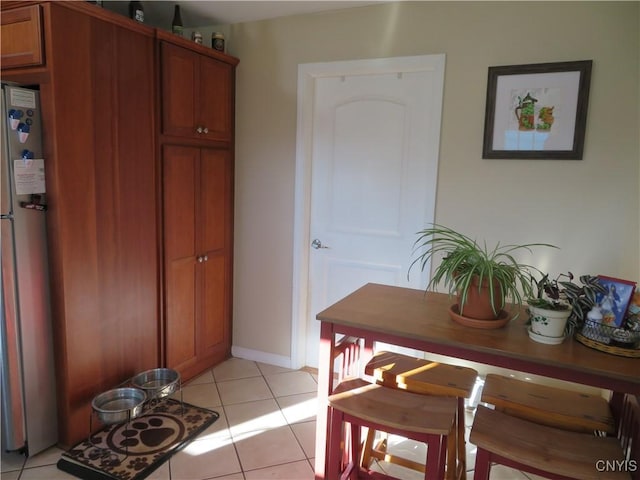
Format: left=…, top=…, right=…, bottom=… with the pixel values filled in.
left=223, top=2, right=639, bottom=366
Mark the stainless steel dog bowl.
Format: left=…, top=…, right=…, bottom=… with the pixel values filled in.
left=131, top=368, right=180, bottom=400
left=91, top=387, right=146, bottom=424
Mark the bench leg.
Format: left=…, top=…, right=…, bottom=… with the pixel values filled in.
left=424, top=433, right=446, bottom=480
left=456, top=398, right=466, bottom=478
left=328, top=408, right=344, bottom=479
left=473, top=448, right=491, bottom=480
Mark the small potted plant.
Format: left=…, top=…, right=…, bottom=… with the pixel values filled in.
left=527, top=272, right=606, bottom=344
left=527, top=272, right=573, bottom=343
left=409, top=224, right=555, bottom=326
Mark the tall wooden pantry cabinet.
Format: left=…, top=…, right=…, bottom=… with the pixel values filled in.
left=158, top=33, right=237, bottom=383
left=1, top=2, right=238, bottom=448
left=1, top=2, right=159, bottom=447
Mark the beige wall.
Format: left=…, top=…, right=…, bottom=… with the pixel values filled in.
left=222, top=2, right=639, bottom=365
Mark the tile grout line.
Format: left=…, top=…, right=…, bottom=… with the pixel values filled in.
left=247, top=362, right=319, bottom=477
left=224, top=362, right=253, bottom=480
left=259, top=363, right=313, bottom=474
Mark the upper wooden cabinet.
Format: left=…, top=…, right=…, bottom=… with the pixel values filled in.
left=161, top=41, right=233, bottom=142
left=1, top=4, right=44, bottom=69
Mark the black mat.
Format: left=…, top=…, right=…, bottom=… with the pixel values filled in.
left=57, top=398, right=219, bottom=480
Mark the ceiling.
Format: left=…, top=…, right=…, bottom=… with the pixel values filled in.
left=104, top=1, right=381, bottom=29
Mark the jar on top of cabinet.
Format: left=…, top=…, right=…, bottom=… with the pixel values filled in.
left=211, top=32, right=225, bottom=52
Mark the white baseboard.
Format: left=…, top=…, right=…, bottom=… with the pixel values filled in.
left=231, top=346, right=294, bottom=369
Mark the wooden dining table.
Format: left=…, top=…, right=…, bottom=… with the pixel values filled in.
left=313, top=282, right=640, bottom=479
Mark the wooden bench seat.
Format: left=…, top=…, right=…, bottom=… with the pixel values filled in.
left=481, top=373, right=615, bottom=434
left=328, top=380, right=457, bottom=480
left=469, top=401, right=638, bottom=480
left=365, top=350, right=478, bottom=397
left=362, top=351, right=478, bottom=479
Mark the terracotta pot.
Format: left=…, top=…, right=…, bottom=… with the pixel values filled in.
left=457, top=276, right=504, bottom=320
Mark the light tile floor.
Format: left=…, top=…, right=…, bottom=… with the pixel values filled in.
left=1, top=357, right=543, bottom=479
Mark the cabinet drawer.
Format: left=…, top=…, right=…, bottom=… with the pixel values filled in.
left=1, top=5, right=44, bottom=69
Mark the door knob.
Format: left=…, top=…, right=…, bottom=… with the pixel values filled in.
left=197, top=256, right=204, bottom=263
left=311, top=238, right=329, bottom=249
left=196, top=126, right=203, bottom=134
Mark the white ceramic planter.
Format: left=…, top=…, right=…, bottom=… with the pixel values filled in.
left=528, top=305, right=572, bottom=344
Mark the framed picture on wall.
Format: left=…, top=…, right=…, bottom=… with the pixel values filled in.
left=596, top=275, right=636, bottom=327
left=482, top=60, right=592, bottom=160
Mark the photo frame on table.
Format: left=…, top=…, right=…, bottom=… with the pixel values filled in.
left=482, top=60, right=592, bottom=160
left=596, top=275, right=636, bottom=327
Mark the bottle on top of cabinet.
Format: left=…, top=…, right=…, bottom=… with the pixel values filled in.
left=172, top=5, right=183, bottom=36
left=129, top=1, right=144, bottom=22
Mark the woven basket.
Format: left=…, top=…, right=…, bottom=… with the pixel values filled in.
left=576, top=320, right=640, bottom=358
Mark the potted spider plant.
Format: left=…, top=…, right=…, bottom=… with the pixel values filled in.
left=409, top=224, right=555, bottom=326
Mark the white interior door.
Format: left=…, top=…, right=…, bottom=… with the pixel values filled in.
left=293, top=55, right=445, bottom=369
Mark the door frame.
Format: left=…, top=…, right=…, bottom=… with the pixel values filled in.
left=291, top=54, right=446, bottom=369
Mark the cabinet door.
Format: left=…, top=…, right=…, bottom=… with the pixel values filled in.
left=1, top=5, right=44, bottom=69
left=198, top=149, right=232, bottom=361
left=161, top=42, right=199, bottom=139
left=198, top=58, right=233, bottom=142
left=163, top=146, right=232, bottom=379
left=161, top=41, right=233, bottom=142
left=163, top=145, right=199, bottom=370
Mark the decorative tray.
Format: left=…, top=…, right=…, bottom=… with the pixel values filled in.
left=575, top=320, right=640, bottom=358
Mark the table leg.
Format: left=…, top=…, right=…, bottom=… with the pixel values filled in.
left=315, top=321, right=335, bottom=479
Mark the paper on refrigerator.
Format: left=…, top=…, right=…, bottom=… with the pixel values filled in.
left=13, top=159, right=45, bottom=195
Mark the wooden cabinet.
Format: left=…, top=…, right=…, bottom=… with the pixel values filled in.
left=1, top=1, right=237, bottom=448
left=162, top=146, right=232, bottom=380
left=161, top=41, right=233, bottom=142
left=1, top=4, right=44, bottom=69
left=17, top=3, right=158, bottom=448
left=159, top=34, right=237, bottom=383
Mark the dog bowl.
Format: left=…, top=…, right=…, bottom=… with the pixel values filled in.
left=92, top=387, right=146, bottom=424
left=131, top=368, right=180, bottom=400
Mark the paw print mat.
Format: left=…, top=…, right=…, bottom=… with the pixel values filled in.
left=57, top=398, right=220, bottom=480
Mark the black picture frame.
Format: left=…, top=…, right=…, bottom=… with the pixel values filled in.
left=482, top=60, right=592, bottom=160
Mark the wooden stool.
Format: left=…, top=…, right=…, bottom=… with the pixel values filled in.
left=469, top=393, right=640, bottom=479
left=481, top=373, right=615, bottom=434
left=363, top=351, right=478, bottom=480
left=328, top=380, right=457, bottom=480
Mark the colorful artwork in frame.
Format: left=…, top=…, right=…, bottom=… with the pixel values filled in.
left=596, top=276, right=637, bottom=327
left=482, top=60, right=592, bottom=159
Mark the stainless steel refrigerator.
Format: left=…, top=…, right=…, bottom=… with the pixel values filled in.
left=0, top=84, right=57, bottom=456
